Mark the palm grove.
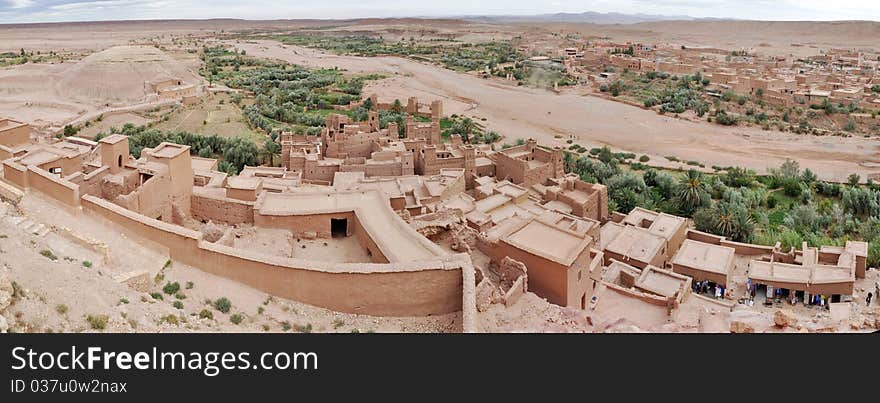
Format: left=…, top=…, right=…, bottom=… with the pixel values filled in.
left=564, top=148, right=880, bottom=268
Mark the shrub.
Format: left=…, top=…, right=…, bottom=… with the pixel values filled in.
left=185, top=281, right=194, bottom=289
left=783, top=179, right=803, bottom=197
left=294, top=323, right=313, bottom=333
left=199, top=309, right=214, bottom=320
left=40, top=249, right=58, bottom=261
left=715, top=111, right=738, bottom=126
left=173, top=301, right=184, bottom=310
left=55, top=304, right=68, bottom=314
left=150, top=292, right=163, bottom=301
left=230, top=314, right=244, bottom=325
left=118, top=298, right=129, bottom=305
left=214, top=297, right=232, bottom=313
left=868, top=241, right=880, bottom=269
left=163, top=282, right=180, bottom=295
left=82, top=261, right=93, bottom=268
left=86, top=314, right=108, bottom=330
left=161, top=315, right=179, bottom=325
left=639, top=155, right=650, bottom=163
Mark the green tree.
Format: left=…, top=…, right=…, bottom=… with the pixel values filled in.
left=263, top=137, right=281, bottom=166
left=848, top=173, right=861, bottom=187
left=674, top=169, right=711, bottom=215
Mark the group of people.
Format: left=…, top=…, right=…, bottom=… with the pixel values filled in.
left=692, top=280, right=724, bottom=299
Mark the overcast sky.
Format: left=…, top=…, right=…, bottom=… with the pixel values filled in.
left=2, top=0, right=879, bottom=24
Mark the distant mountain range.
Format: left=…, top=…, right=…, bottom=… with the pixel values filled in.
left=463, top=11, right=732, bottom=25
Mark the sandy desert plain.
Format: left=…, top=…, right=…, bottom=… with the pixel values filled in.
left=1, top=18, right=880, bottom=333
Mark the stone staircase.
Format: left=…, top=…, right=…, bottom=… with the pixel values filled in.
left=2, top=215, right=51, bottom=238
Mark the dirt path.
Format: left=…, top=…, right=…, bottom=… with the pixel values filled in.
left=228, top=40, right=880, bottom=182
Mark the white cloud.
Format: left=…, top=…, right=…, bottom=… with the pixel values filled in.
left=6, top=0, right=35, bottom=9
left=2, top=0, right=879, bottom=23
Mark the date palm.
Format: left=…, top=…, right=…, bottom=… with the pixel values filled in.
left=675, top=169, right=710, bottom=215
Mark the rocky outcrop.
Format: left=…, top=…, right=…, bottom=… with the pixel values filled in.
left=773, top=309, right=799, bottom=328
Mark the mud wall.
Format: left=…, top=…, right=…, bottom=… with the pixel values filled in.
left=26, top=166, right=80, bottom=207
left=81, top=194, right=465, bottom=317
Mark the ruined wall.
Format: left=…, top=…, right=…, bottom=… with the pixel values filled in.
left=118, top=173, right=172, bottom=221
left=478, top=238, right=570, bottom=306
left=191, top=191, right=255, bottom=225
left=324, top=131, right=382, bottom=159
left=298, top=158, right=340, bottom=183
left=77, top=166, right=110, bottom=197
left=492, top=152, right=528, bottom=184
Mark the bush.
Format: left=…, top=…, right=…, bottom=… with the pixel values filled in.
left=173, top=301, right=184, bottom=310
left=230, top=314, right=244, bottom=325
left=82, top=261, right=93, bottom=268
left=782, top=179, right=803, bottom=197
left=86, top=314, right=108, bottom=330
left=214, top=297, right=232, bottom=313
left=163, top=282, right=180, bottom=295
left=868, top=241, right=880, bottom=269
left=150, top=292, right=163, bottom=301
left=199, top=309, right=214, bottom=320
left=161, top=314, right=179, bottom=325
left=715, top=111, right=738, bottom=126
left=639, top=155, right=650, bottom=163
left=55, top=304, right=68, bottom=314
left=40, top=249, right=58, bottom=261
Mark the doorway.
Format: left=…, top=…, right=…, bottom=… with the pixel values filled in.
left=331, top=218, right=348, bottom=238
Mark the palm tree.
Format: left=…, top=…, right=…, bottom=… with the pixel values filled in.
left=675, top=169, right=710, bottom=215
left=263, top=137, right=281, bottom=167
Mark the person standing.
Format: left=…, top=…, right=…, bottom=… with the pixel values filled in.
left=867, top=292, right=873, bottom=306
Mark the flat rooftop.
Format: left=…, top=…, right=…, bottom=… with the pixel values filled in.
left=227, top=176, right=261, bottom=190
left=671, top=239, right=736, bottom=276
left=636, top=266, right=691, bottom=299
left=99, top=133, right=128, bottom=145
left=503, top=218, right=592, bottom=266
left=601, top=222, right=666, bottom=264
left=149, top=142, right=189, bottom=159
left=18, top=150, right=61, bottom=167
left=0, top=119, right=25, bottom=131
left=623, top=207, right=686, bottom=240
left=191, top=156, right=218, bottom=172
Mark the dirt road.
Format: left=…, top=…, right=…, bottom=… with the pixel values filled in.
left=229, top=39, right=880, bottom=182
